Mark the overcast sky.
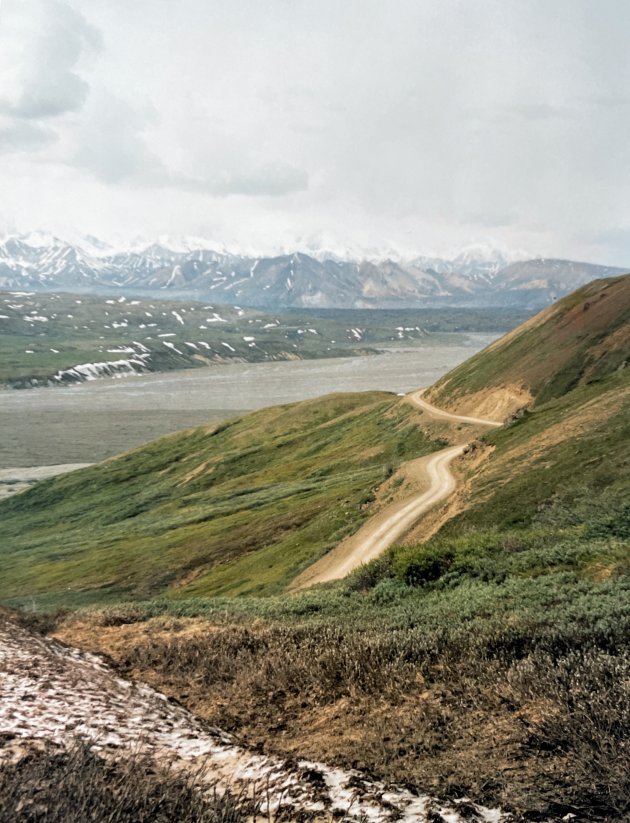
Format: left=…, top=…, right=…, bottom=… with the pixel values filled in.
left=0, top=0, right=629, bottom=262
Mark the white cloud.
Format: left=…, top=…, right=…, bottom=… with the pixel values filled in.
left=0, top=0, right=629, bottom=264
left=70, top=92, right=163, bottom=184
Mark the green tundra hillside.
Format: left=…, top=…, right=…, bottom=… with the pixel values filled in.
left=426, top=273, right=630, bottom=420
left=5, top=276, right=630, bottom=820
left=0, top=392, right=440, bottom=607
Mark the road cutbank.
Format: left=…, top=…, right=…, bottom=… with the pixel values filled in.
left=407, top=389, right=504, bottom=426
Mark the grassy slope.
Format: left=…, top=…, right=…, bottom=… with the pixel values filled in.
left=0, top=392, right=439, bottom=606
left=51, top=367, right=630, bottom=819
left=428, top=273, right=630, bottom=412
left=445, top=372, right=630, bottom=532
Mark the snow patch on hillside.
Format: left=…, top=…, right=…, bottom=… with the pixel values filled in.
left=0, top=619, right=509, bottom=823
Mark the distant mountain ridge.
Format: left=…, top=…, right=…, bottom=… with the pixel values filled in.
left=0, top=234, right=626, bottom=310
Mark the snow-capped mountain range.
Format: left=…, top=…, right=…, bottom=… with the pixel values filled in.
left=0, top=234, right=626, bottom=309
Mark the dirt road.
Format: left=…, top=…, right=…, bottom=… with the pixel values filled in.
left=408, top=390, right=503, bottom=427
left=291, top=444, right=467, bottom=589
left=291, top=391, right=501, bottom=589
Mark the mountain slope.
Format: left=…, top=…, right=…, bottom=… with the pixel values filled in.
left=16, top=275, right=629, bottom=823
left=2, top=277, right=628, bottom=607
left=426, top=274, right=630, bottom=419
left=0, top=392, right=440, bottom=606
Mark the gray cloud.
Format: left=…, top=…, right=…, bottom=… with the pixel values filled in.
left=0, top=0, right=101, bottom=120
left=0, top=119, right=56, bottom=152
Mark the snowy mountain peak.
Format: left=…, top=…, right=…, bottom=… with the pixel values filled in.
left=0, top=232, right=626, bottom=310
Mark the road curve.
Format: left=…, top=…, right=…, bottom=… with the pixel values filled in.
left=408, top=390, right=503, bottom=427
left=290, top=445, right=467, bottom=589
left=290, top=393, right=502, bottom=590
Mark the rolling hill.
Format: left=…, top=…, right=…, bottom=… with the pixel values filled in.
left=4, top=275, right=630, bottom=819
left=0, top=392, right=441, bottom=606
left=426, top=274, right=630, bottom=419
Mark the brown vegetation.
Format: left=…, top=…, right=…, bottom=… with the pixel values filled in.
left=55, top=613, right=630, bottom=821
left=0, top=741, right=247, bottom=823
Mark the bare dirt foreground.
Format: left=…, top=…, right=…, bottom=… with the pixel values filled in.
left=0, top=617, right=509, bottom=822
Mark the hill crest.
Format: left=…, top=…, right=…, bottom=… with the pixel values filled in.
left=426, top=274, right=630, bottom=419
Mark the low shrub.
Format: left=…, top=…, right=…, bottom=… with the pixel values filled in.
left=393, top=544, right=455, bottom=586
left=0, top=742, right=246, bottom=823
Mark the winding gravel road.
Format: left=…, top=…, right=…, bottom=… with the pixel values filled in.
left=292, top=391, right=501, bottom=589
left=408, top=390, right=503, bottom=427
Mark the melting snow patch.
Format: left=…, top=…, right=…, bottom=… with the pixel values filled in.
left=51, top=354, right=151, bottom=384
left=0, top=620, right=510, bottom=823
left=221, top=341, right=236, bottom=352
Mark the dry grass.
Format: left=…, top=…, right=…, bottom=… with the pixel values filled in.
left=55, top=614, right=630, bottom=821
left=0, top=741, right=247, bottom=823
